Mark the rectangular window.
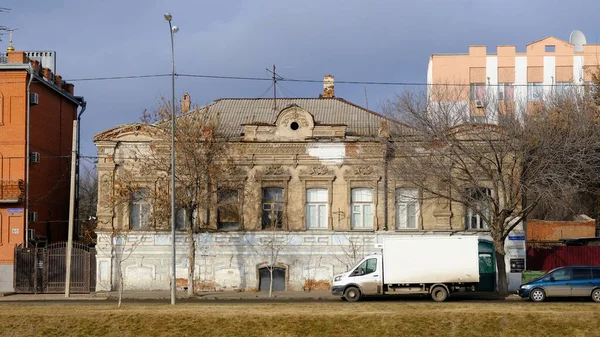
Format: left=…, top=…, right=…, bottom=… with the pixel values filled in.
left=306, top=188, right=328, bottom=229
left=573, top=268, right=591, bottom=280
left=129, top=189, right=151, bottom=230
left=175, top=207, right=189, bottom=230
left=262, top=188, right=283, bottom=229
left=465, top=187, right=490, bottom=230
left=498, top=83, right=514, bottom=101
left=470, top=83, right=486, bottom=101
left=396, top=188, right=419, bottom=229
left=527, top=82, right=543, bottom=101
left=351, top=188, right=374, bottom=229
left=218, top=189, right=240, bottom=230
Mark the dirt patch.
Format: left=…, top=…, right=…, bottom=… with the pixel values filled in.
left=303, top=279, right=331, bottom=291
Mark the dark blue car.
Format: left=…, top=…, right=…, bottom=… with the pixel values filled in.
left=518, top=266, right=600, bottom=302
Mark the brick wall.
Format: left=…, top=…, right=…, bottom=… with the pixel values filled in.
left=527, top=219, right=596, bottom=242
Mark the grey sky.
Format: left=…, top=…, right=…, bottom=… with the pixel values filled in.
left=2, top=0, right=598, bottom=158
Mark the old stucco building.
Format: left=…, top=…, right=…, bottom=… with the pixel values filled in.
left=93, top=77, right=525, bottom=293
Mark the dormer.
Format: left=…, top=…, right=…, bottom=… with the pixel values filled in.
left=242, top=104, right=347, bottom=141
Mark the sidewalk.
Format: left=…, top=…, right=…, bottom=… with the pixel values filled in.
left=0, top=290, right=339, bottom=302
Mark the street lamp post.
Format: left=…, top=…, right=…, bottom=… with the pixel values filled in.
left=164, top=12, right=179, bottom=306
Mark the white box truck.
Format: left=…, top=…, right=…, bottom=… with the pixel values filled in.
left=331, top=236, right=487, bottom=302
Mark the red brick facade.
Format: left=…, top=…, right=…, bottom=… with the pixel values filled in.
left=0, top=51, right=79, bottom=265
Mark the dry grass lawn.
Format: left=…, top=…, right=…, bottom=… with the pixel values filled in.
left=0, top=301, right=598, bottom=337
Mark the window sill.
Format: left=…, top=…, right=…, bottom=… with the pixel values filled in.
left=394, top=228, right=421, bottom=232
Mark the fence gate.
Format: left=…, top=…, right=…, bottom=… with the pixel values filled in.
left=14, top=242, right=96, bottom=293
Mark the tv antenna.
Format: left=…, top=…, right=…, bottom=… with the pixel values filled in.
left=266, top=64, right=283, bottom=111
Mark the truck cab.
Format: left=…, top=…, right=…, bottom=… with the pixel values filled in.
left=331, top=254, right=383, bottom=301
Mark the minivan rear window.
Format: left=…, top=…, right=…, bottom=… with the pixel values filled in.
left=572, top=268, right=591, bottom=280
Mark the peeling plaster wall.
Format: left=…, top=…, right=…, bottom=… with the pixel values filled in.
left=306, top=143, right=346, bottom=165
left=95, top=231, right=524, bottom=293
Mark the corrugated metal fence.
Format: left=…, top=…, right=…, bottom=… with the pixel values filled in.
left=527, top=246, right=600, bottom=271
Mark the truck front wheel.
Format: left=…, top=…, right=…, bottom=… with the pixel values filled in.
left=344, top=286, right=361, bottom=302
left=431, top=286, right=448, bottom=302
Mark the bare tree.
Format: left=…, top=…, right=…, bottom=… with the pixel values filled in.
left=247, top=216, right=290, bottom=297
left=135, top=97, right=234, bottom=296
left=78, top=164, right=98, bottom=244
left=332, top=234, right=366, bottom=270
left=383, top=84, right=600, bottom=296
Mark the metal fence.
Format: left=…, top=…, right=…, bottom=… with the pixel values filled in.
left=526, top=246, right=600, bottom=271
left=14, top=242, right=96, bottom=293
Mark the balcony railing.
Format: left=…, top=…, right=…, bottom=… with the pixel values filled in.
left=0, top=179, right=25, bottom=203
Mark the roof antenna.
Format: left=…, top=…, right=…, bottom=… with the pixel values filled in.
left=266, top=65, right=282, bottom=112
left=364, top=87, right=369, bottom=110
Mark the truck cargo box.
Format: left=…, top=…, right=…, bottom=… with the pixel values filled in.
left=382, top=236, right=480, bottom=284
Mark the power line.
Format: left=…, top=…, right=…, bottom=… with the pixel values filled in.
left=63, top=72, right=598, bottom=87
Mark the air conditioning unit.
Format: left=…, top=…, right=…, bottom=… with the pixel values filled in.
left=475, top=100, right=484, bottom=108
left=28, top=211, right=38, bottom=223
left=29, top=92, right=39, bottom=106
left=30, top=152, right=41, bottom=164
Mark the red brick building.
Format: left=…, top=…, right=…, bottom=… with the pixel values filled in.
left=0, top=47, right=85, bottom=291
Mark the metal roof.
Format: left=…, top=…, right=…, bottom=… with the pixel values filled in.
left=197, top=97, right=396, bottom=137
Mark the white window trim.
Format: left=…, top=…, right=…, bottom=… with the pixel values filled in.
left=129, top=189, right=151, bottom=230
left=396, top=188, right=419, bottom=230
left=351, top=188, right=374, bottom=230
left=306, top=188, right=328, bottom=229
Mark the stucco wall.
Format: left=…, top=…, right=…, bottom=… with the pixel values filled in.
left=95, top=231, right=525, bottom=293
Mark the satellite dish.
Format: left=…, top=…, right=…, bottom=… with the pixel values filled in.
left=569, top=30, right=587, bottom=52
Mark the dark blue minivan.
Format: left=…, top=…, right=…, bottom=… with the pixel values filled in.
left=518, top=266, right=600, bottom=302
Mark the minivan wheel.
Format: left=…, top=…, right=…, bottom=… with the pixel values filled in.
left=530, top=288, right=546, bottom=302
left=344, top=286, right=361, bottom=302
left=431, top=286, right=448, bottom=302
left=592, top=289, right=600, bottom=303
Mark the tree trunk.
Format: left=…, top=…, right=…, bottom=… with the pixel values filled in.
left=269, top=267, right=273, bottom=298
left=494, top=248, right=508, bottom=297
left=187, top=231, right=195, bottom=297
left=117, top=261, right=123, bottom=308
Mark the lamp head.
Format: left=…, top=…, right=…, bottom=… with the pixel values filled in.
left=172, top=26, right=179, bottom=33
left=164, top=13, right=172, bottom=21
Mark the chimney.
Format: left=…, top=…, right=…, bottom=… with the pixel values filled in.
left=181, top=93, right=191, bottom=113
left=63, top=82, right=74, bottom=95
left=322, top=74, right=335, bottom=98
left=7, top=51, right=27, bottom=64
left=30, top=59, right=41, bottom=75
left=42, top=67, right=53, bottom=82
left=54, top=74, right=62, bottom=87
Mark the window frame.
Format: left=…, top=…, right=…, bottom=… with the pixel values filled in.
left=261, top=187, right=284, bottom=230
left=498, top=83, right=514, bottom=101
left=527, top=82, right=543, bottom=102
left=395, top=188, right=419, bottom=230
left=351, top=187, right=374, bottom=230
left=305, top=188, right=328, bottom=230
left=129, top=188, right=151, bottom=230
left=465, top=187, right=491, bottom=230
left=217, top=188, right=241, bottom=230
left=470, top=83, right=487, bottom=101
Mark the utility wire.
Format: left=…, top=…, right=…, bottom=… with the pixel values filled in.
left=64, top=72, right=597, bottom=87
